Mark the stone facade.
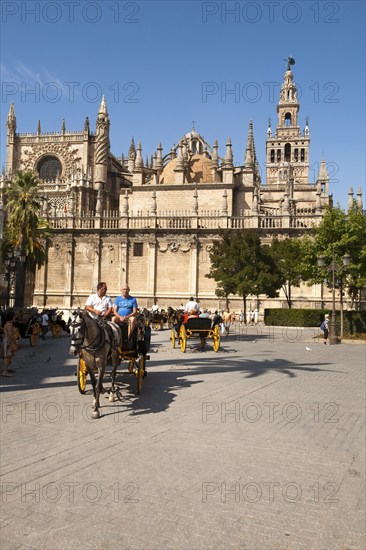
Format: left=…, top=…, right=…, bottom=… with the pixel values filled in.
left=1, top=64, right=363, bottom=312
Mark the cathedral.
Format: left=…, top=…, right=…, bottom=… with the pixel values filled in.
left=1, top=63, right=363, bottom=311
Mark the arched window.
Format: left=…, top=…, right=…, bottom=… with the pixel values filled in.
left=285, top=143, right=291, bottom=161
left=294, top=148, right=299, bottom=161
left=37, top=155, right=62, bottom=180
left=270, top=149, right=275, bottom=162
left=301, top=148, right=305, bottom=161
left=277, top=149, right=281, bottom=161
left=284, top=112, right=292, bottom=126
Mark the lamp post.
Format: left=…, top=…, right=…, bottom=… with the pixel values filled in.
left=317, top=249, right=351, bottom=344
left=4, top=246, right=26, bottom=308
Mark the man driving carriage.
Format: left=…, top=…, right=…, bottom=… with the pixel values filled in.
left=85, top=282, right=113, bottom=319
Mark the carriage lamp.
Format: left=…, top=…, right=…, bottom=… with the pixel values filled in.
left=317, top=250, right=351, bottom=344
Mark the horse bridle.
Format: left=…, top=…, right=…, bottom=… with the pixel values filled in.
left=70, top=311, right=106, bottom=353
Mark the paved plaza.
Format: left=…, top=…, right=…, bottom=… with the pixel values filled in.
left=1, top=324, right=365, bottom=550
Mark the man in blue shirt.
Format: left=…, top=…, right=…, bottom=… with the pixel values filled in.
left=112, top=284, right=138, bottom=336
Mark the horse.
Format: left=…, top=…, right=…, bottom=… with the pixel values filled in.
left=69, top=309, right=123, bottom=419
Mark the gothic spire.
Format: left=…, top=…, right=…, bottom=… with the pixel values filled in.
left=7, top=102, right=16, bottom=132
left=244, top=121, right=254, bottom=168
left=99, top=95, right=108, bottom=115
left=135, top=141, right=143, bottom=169
left=128, top=137, right=136, bottom=159
left=317, top=158, right=329, bottom=182
left=224, top=137, right=233, bottom=167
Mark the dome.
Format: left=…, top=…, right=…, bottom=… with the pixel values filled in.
left=159, top=154, right=214, bottom=185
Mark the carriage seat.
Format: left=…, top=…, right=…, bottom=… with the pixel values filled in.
left=184, top=317, right=212, bottom=332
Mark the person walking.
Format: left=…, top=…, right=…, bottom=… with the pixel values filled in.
left=2, top=312, right=17, bottom=377
left=321, top=314, right=330, bottom=345
left=40, top=310, right=49, bottom=340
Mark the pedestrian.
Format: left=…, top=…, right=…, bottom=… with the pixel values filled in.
left=85, top=282, right=113, bottom=319
left=320, top=314, right=330, bottom=345
left=222, top=309, right=231, bottom=336
left=40, top=310, right=49, bottom=340
left=2, top=312, right=17, bottom=377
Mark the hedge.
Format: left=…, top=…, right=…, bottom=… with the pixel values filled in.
left=264, top=309, right=366, bottom=334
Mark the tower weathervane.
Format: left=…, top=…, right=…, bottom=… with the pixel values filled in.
left=285, top=57, right=296, bottom=70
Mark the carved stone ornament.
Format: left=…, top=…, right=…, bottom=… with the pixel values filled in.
left=48, top=241, right=63, bottom=263
left=21, top=143, right=82, bottom=176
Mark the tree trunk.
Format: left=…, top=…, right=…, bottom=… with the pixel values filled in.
left=243, top=295, right=247, bottom=324
left=14, top=261, right=26, bottom=308
left=288, top=281, right=292, bottom=308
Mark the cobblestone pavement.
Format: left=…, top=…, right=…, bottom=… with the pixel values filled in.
left=1, top=325, right=365, bottom=550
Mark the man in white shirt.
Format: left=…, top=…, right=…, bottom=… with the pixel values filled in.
left=41, top=311, right=49, bottom=340
left=85, top=282, right=113, bottom=319
left=185, top=297, right=200, bottom=313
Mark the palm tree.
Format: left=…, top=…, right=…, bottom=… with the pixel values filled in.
left=2, top=171, right=53, bottom=306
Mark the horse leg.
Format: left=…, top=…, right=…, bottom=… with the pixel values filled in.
left=92, top=362, right=106, bottom=419
left=109, top=352, right=119, bottom=402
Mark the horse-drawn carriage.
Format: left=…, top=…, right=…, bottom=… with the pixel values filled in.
left=70, top=309, right=150, bottom=418
left=11, top=308, right=40, bottom=347
left=151, top=310, right=168, bottom=330
left=45, top=309, right=70, bottom=337
left=171, top=313, right=221, bottom=353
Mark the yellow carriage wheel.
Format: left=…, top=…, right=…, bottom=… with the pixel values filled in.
left=30, top=322, right=40, bottom=346
left=179, top=325, right=187, bottom=353
left=212, top=324, right=221, bottom=352
left=171, top=329, right=176, bottom=348
left=77, top=355, right=88, bottom=394
left=51, top=324, right=62, bottom=338
left=136, top=355, right=145, bottom=394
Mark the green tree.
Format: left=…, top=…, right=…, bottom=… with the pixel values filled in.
left=270, top=237, right=305, bottom=308
left=206, top=230, right=282, bottom=318
left=301, top=205, right=366, bottom=335
left=2, top=171, right=53, bottom=306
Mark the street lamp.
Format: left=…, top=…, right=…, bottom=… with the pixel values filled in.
left=317, top=249, right=351, bottom=344
left=4, top=246, right=26, bottom=308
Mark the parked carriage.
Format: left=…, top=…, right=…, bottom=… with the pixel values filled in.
left=46, top=309, right=70, bottom=337
left=171, top=313, right=221, bottom=353
left=3, top=308, right=41, bottom=347
left=151, top=310, right=168, bottom=330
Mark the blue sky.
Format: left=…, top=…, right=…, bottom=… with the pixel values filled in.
left=1, top=0, right=365, bottom=209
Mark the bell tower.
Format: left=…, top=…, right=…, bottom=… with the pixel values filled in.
left=266, top=59, right=310, bottom=185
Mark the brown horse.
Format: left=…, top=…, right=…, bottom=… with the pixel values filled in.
left=69, top=309, right=122, bottom=418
